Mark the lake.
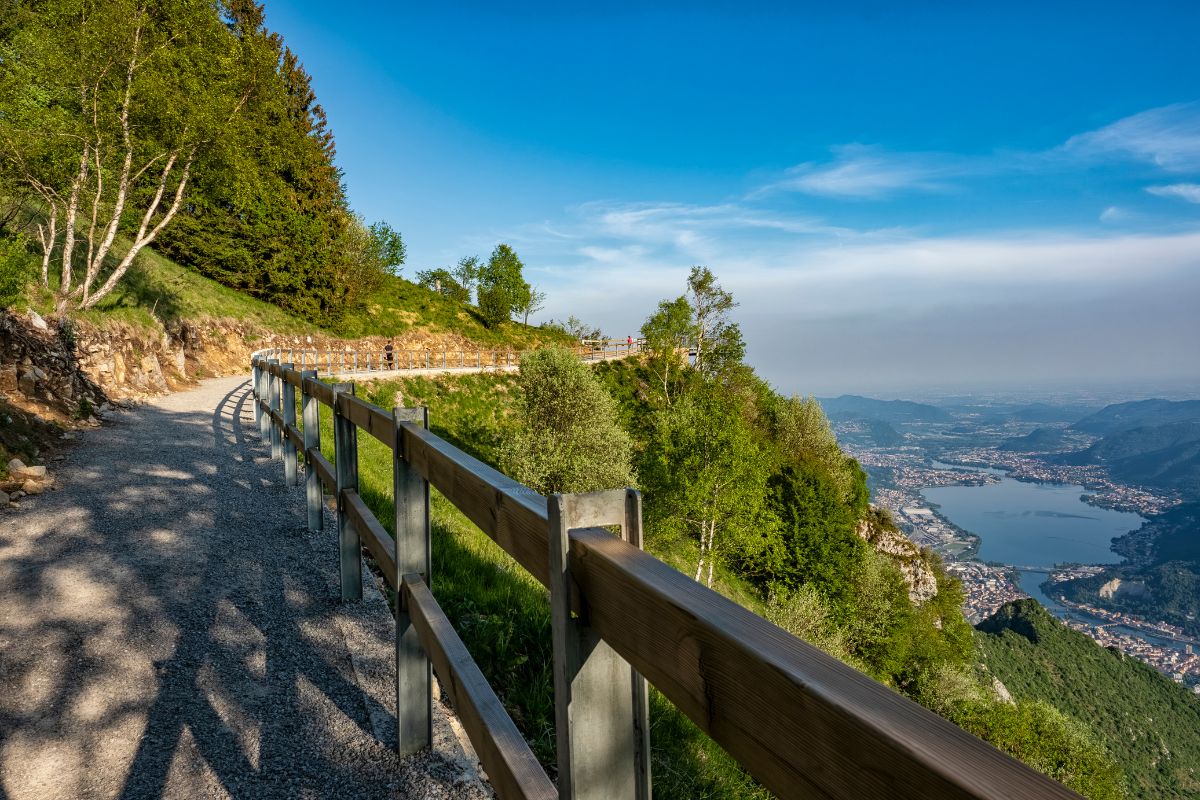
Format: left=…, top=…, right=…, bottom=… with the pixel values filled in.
left=921, top=478, right=1145, bottom=567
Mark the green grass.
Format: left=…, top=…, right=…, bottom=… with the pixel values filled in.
left=334, top=274, right=576, bottom=349
left=292, top=372, right=773, bottom=797
left=28, top=246, right=320, bottom=334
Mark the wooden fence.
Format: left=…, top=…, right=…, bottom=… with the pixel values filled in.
left=270, top=339, right=642, bottom=377
left=249, top=350, right=1082, bottom=800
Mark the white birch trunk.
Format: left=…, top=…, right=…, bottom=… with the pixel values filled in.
left=36, top=208, right=57, bottom=287
left=58, top=145, right=90, bottom=303
left=80, top=152, right=193, bottom=310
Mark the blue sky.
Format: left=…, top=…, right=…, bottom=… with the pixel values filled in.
left=264, top=1, right=1200, bottom=395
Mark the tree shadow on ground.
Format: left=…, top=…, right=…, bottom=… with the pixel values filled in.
left=0, top=381, right=402, bottom=798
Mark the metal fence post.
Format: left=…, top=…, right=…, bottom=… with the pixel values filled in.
left=268, top=359, right=282, bottom=460
left=257, top=363, right=271, bottom=440
left=548, top=488, right=652, bottom=800
left=394, top=406, right=432, bottom=755
left=333, top=383, right=361, bottom=601
left=281, top=364, right=297, bottom=486
left=301, top=370, right=322, bottom=532
left=252, top=361, right=263, bottom=430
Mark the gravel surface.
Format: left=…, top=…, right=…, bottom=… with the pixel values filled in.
left=0, top=376, right=494, bottom=799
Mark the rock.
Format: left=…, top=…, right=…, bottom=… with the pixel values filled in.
left=21, top=480, right=43, bottom=495
left=14, top=465, right=47, bottom=480
left=17, top=371, right=37, bottom=395
left=9, top=492, right=22, bottom=501
left=27, top=309, right=48, bottom=331
left=7, top=458, right=26, bottom=473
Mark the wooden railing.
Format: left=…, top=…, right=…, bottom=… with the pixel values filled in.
left=261, top=339, right=642, bottom=378
left=249, top=351, right=1082, bottom=800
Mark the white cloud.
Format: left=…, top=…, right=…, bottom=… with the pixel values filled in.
left=1062, top=102, right=1200, bottom=171
left=1146, top=183, right=1200, bottom=203
left=757, top=144, right=962, bottom=199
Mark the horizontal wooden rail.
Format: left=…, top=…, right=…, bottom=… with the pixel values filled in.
left=249, top=351, right=1083, bottom=800
left=345, top=490, right=397, bottom=581
left=307, top=449, right=336, bottom=493
left=404, top=575, right=557, bottom=800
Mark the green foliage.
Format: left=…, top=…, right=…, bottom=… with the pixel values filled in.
left=452, top=255, right=480, bottom=300
left=686, top=266, right=744, bottom=380
left=641, top=380, right=770, bottom=586
left=415, top=268, right=470, bottom=303
left=53, top=245, right=318, bottom=333
left=151, top=1, right=377, bottom=325
left=639, top=296, right=693, bottom=405
left=333, top=273, right=575, bottom=348
left=500, top=348, right=635, bottom=495
left=366, top=220, right=406, bottom=276
left=546, top=314, right=603, bottom=341
left=918, top=661, right=1127, bottom=800
left=0, top=234, right=33, bottom=308
left=0, top=0, right=254, bottom=311
left=477, top=243, right=531, bottom=327
left=977, top=600, right=1200, bottom=799
left=748, top=461, right=867, bottom=602
left=770, top=394, right=866, bottom=510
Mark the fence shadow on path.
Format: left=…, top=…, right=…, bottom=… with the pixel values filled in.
left=0, top=380, right=404, bottom=799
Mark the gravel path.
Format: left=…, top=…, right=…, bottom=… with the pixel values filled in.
left=0, top=375, right=493, bottom=799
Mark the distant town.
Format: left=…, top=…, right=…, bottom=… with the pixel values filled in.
left=839, top=431, right=1199, bottom=691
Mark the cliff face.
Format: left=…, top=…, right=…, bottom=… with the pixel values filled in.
left=856, top=515, right=939, bottom=604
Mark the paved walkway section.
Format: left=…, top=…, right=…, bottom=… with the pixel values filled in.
left=0, top=376, right=491, bottom=799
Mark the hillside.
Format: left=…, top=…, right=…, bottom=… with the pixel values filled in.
left=1059, top=421, right=1200, bottom=495
left=997, top=426, right=1074, bottom=452
left=976, top=600, right=1200, bottom=799
left=1072, top=399, right=1200, bottom=436
left=1057, top=502, right=1200, bottom=637
left=818, top=394, right=950, bottom=423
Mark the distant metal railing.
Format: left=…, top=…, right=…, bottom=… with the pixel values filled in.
left=248, top=350, right=1083, bottom=800
left=259, top=340, right=642, bottom=378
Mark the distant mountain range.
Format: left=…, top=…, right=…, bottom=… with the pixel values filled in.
left=1059, top=405, right=1200, bottom=495
left=1072, top=399, right=1200, bottom=436
left=818, top=394, right=950, bottom=423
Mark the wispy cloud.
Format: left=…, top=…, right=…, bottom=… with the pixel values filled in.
left=1062, top=102, right=1200, bottom=171
left=756, top=144, right=965, bottom=199
left=1146, top=183, right=1200, bottom=203
left=753, top=102, right=1200, bottom=203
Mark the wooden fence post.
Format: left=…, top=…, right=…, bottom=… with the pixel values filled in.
left=333, top=383, right=361, bottom=601
left=268, top=359, right=282, bottom=460
left=281, top=363, right=297, bottom=486
left=548, top=488, right=652, bottom=800
left=394, top=406, right=432, bottom=755
left=301, top=370, right=322, bottom=532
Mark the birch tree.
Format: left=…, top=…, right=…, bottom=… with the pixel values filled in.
left=643, top=384, right=768, bottom=587
left=0, top=0, right=250, bottom=312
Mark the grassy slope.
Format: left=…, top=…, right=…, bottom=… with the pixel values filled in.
left=28, top=244, right=575, bottom=350
left=313, top=373, right=770, bottom=799
left=976, top=600, right=1200, bottom=799
left=328, top=274, right=576, bottom=349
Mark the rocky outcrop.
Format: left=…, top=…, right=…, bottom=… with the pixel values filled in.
left=857, top=514, right=940, bottom=604
left=1097, top=577, right=1147, bottom=600
left=0, top=311, right=107, bottom=423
